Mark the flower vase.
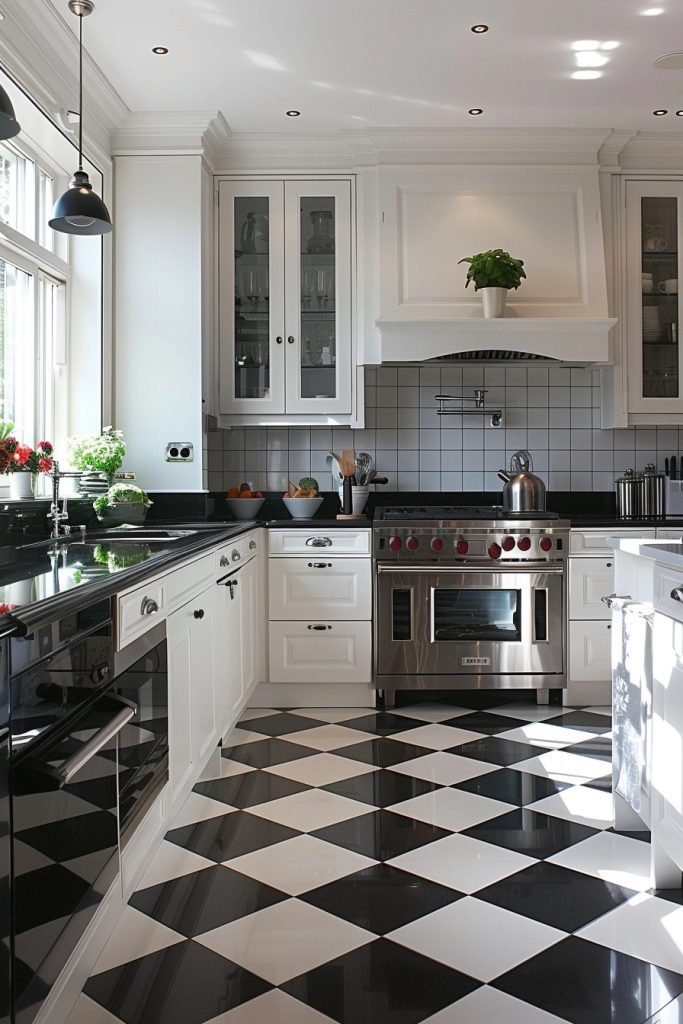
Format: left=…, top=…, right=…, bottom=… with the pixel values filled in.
left=9, top=473, right=34, bottom=499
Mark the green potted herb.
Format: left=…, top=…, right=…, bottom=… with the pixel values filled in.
left=93, top=483, right=152, bottom=525
left=68, top=426, right=126, bottom=492
left=458, top=248, right=526, bottom=318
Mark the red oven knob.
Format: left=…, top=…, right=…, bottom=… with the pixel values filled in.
left=540, top=536, right=553, bottom=552
left=455, top=538, right=469, bottom=556
left=431, top=537, right=444, bottom=552
left=502, top=536, right=515, bottom=551
left=389, top=536, right=402, bottom=552
left=406, top=536, right=419, bottom=551
left=517, top=536, right=532, bottom=552
left=488, top=542, right=502, bottom=559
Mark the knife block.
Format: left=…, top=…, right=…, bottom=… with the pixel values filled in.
left=666, top=479, right=683, bottom=517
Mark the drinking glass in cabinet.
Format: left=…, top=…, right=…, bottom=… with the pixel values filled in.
left=307, top=209, right=335, bottom=253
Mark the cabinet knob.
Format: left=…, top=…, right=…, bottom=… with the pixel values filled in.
left=671, top=587, right=683, bottom=603
left=220, top=555, right=230, bottom=567
left=194, top=609, right=205, bottom=619
left=287, top=335, right=295, bottom=345
left=231, top=550, right=241, bottom=561
left=140, top=597, right=158, bottom=616
left=276, top=336, right=283, bottom=345
left=249, top=540, right=257, bottom=550
left=606, top=562, right=613, bottom=568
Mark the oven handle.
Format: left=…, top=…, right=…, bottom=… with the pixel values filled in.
left=44, top=695, right=137, bottom=789
left=376, top=564, right=564, bottom=575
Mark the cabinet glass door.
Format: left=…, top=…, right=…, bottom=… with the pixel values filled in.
left=218, top=181, right=285, bottom=413
left=285, top=181, right=351, bottom=414
left=627, top=181, right=683, bottom=412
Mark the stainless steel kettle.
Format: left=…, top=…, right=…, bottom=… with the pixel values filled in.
left=497, top=450, right=547, bottom=513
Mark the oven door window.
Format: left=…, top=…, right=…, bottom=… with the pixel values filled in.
left=433, top=589, right=521, bottom=643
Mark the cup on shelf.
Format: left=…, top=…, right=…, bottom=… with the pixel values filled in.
left=642, top=273, right=653, bottom=293
left=658, top=278, right=678, bottom=294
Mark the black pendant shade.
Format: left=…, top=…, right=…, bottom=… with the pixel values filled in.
left=50, top=0, right=112, bottom=236
left=0, top=83, right=20, bottom=141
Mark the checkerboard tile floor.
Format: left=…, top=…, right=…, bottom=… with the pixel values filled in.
left=70, top=703, right=683, bottom=1024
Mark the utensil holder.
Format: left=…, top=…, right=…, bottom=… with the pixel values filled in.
left=337, top=484, right=370, bottom=516
left=666, top=479, right=683, bottom=517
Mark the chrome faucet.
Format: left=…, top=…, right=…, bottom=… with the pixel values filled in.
left=48, top=460, right=70, bottom=539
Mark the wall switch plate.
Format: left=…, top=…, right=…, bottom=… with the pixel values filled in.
left=165, top=442, right=194, bottom=462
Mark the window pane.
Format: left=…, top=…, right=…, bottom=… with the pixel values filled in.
left=38, top=169, right=55, bottom=251
left=0, top=258, right=34, bottom=436
left=0, top=142, right=35, bottom=239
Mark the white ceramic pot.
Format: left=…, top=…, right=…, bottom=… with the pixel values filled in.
left=9, top=473, right=34, bottom=499
left=480, top=287, right=507, bottom=319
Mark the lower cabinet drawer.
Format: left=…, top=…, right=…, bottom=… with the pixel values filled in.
left=118, top=579, right=166, bottom=649
left=569, top=558, right=615, bottom=620
left=654, top=563, right=683, bottom=623
left=269, top=620, right=372, bottom=683
left=269, top=558, right=371, bottom=620
left=569, top=619, right=612, bottom=682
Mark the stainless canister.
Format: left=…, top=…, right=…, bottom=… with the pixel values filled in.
left=615, top=468, right=638, bottom=519
left=643, top=463, right=665, bottom=518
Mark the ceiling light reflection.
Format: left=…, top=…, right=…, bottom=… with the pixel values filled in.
left=601, top=40, right=620, bottom=49
left=641, top=6, right=665, bottom=13
left=575, top=51, right=609, bottom=67
left=245, top=51, right=286, bottom=71
left=572, top=70, right=603, bottom=79
left=572, top=39, right=600, bottom=50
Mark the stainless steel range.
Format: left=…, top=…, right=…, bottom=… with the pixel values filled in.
left=373, top=506, right=570, bottom=706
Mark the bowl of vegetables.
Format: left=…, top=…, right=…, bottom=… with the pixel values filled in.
left=93, top=484, right=152, bottom=525
left=282, top=478, right=323, bottom=519
left=226, top=484, right=265, bottom=520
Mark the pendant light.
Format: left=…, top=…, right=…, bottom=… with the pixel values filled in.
left=49, top=0, right=112, bottom=236
left=0, top=82, right=20, bottom=141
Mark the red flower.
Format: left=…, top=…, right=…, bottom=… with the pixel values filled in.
left=4, top=437, right=17, bottom=452
left=38, top=456, right=52, bottom=472
left=0, top=603, right=17, bottom=615
left=38, top=440, right=53, bottom=453
left=13, top=446, right=31, bottom=466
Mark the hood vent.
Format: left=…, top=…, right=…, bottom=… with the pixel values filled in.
left=432, top=351, right=552, bottom=362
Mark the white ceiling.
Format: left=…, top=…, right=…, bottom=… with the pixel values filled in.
left=48, top=0, right=683, bottom=133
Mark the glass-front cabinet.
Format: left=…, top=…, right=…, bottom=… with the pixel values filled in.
left=626, top=180, right=683, bottom=413
left=218, top=178, right=352, bottom=420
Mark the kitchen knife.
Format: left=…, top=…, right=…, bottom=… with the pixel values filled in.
left=665, top=457, right=670, bottom=477
left=672, top=456, right=677, bottom=481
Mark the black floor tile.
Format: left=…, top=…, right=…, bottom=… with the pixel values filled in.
left=312, top=809, right=451, bottom=861
left=221, top=737, right=317, bottom=768
left=453, top=768, right=572, bottom=806
left=322, top=769, right=439, bottom=808
left=194, top=771, right=308, bottom=808
left=15, top=809, right=117, bottom=863
left=85, top=940, right=271, bottom=1024
left=301, top=862, right=463, bottom=934
left=129, top=864, right=287, bottom=936
left=584, top=776, right=613, bottom=793
left=653, top=886, right=683, bottom=904
left=242, top=712, right=326, bottom=737
left=494, top=935, right=683, bottom=1024
left=340, top=713, right=426, bottom=736
left=441, top=712, right=530, bottom=735
left=550, top=711, right=612, bottom=734
left=446, top=735, right=541, bottom=767
left=282, top=937, right=480, bottom=1024
left=462, top=808, right=597, bottom=859
left=337, top=738, right=432, bottom=768
left=607, top=827, right=651, bottom=843
left=564, top=737, right=612, bottom=762
left=165, top=810, right=299, bottom=862
left=476, top=860, right=636, bottom=932
left=14, top=864, right=94, bottom=934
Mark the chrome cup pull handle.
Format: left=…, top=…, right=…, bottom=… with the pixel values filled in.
left=306, top=537, right=332, bottom=547
left=671, top=587, right=683, bottom=603
left=140, top=597, right=159, bottom=615
left=307, top=624, right=332, bottom=631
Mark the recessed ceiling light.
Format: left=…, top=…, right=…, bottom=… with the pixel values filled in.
left=468, top=108, right=484, bottom=115
left=571, top=70, right=603, bottom=79
left=641, top=6, right=665, bottom=14
left=600, top=40, right=620, bottom=50
left=572, top=39, right=600, bottom=50
left=286, top=109, right=301, bottom=117
left=653, top=108, right=668, bottom=115
left=575, top=51, right=609, bottom=67
left=471, top=24, right=489, bottom=33
left=653, top=51, right=683, bottom=70
left=152, top=46, right=168, bottom=54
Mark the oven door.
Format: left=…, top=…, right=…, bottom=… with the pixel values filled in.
left=376, top=565, right=564, bottom=679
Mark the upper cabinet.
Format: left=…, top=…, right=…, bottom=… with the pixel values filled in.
left=217, top=177, right=355, bottom=425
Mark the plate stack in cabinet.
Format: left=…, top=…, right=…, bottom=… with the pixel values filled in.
left=567, top=528, right=657, bottom=706
left=266, top=528, right=372, bottom=706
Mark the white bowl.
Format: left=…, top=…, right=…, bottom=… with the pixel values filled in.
left=226, top=497, right=265, bottom=520
left=282, top=496, right=324, bottom=519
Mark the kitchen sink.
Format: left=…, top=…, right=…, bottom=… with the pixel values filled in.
left=17, top=527, right=210, bottom=552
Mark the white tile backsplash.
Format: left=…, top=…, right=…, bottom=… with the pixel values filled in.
left=209, top=365, right=683, bottom=493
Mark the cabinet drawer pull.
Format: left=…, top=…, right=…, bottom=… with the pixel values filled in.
left=249, top=540, right=257, bottom=550
left=306, top=537, right=332, bottom=547
left=140, top=597, right=158, bottom=616
left=308, top=562, right=332, bottom=568
left=220, top=554, right=230, bottom=567
left=308, top=624, right=332, bottom=631
left=193, top=609, right=205, bottom=619
left=671, top=587, right=683, bottom=603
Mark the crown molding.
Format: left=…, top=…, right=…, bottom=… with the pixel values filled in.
left=615, top=130, right=683, bottom=171
left=598, top=129, right=639, bottom=170
left=111, top=110, right=230, bottom=160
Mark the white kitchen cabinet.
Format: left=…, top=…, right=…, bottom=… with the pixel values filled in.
left=270, top=557, right=372, bottom=621
left=569, top=558, right=615, bottom=620
left=569, top=530, right=655, bottom=555
left=269, top=528, right=370, bottom=556
left=269, top=620, right=372, bottom=684
left=217, top=177, right=354, bottom=424
left=651, top=610, right=683, bottom=886
left=569, top=620, right=612, bottom=682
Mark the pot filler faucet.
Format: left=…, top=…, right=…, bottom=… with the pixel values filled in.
left=47, top=460, right=73, bottom=539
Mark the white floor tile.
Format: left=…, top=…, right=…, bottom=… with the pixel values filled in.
left=206, top=989, right=337, bottom=1023
left=391, top=751, right=499, bottom=786
left=136, top=839, right=216, bottom=890
left=391, top=724, right=484, bottom=750
left=64, top=994, right=125, bottom=1024
left=238, top=708, right=280, bottom=721
left=196, top=898, right=374, bottom=985
left=388, top=897, right=565, bottom=982
left=264, top=752, right=378, bottom=787
left=577, top=893, right=683, bottom=973
left=547, top=830, right=653, bottom=891
left=224, top=728, right=269, bottom=747
left=391, top=704, right=472, bottom=723
left=387, top=832, right=536, bottom=894
left=200, top=756, right=256, bottom=782
left=247, top=788, right=371, bottom=832
left=496, top=721, right=595, bottom=749
left=227, top=833, right=377, bottom=895
left=484, top=703, right=567, bottom=722
left=92, top=906, right=184, bottom=975
left=422, top=985, right=570, bottom=1023
left=510, top=748, right=611, bottom=785
left=171, top=792, right=237, bottom=829
left=527, top=785, right=613, bottom=830
left=389, top=788, right=515, bottom=832
left=284, top=724, right=377, bottom=751
left=293, top=708, right=375, bottom=723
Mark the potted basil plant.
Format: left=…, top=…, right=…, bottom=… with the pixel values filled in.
left=93, top=483, right=152, bottom=525
left=68, top=426, right=126, bottom=493
left=458, top=248, right=526, bottom=318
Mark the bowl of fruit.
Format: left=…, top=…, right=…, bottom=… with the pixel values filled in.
left=282, top=478, right=324, bottom=519
left=226, top=484, right=265, bottom=520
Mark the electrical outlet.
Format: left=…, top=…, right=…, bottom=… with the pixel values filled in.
left=165, top=442, right=194, bottom=462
